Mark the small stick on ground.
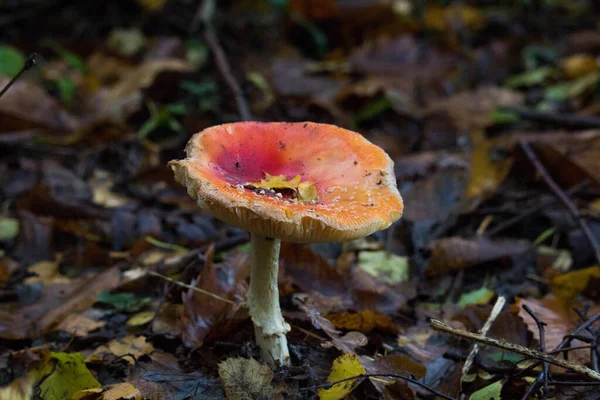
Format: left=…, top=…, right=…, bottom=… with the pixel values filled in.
left=430, top=319, right=600, bottom=381
left=0, top=53, right=36, bottom=98
left=519, top=141, right=600, bottom=266
left=460, top=296, right=506, bottom=388
left=523, top=304, right=550, bottom=399
left=500, top=106, right=600, bottom=130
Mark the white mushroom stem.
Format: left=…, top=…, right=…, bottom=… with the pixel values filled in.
left=247, top=234, right=291, bottom=367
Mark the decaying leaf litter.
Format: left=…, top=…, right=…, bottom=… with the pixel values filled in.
left=4, top=1, right=600, bottom=399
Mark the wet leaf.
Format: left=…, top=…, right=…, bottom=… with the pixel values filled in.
left=324, top=310, right=397, bottom=334
left=318, top=353, right=366, bottom=400
left=426, top=237, right=530, bottom=276
left=358, top=251, right=409, bottom=284
left=38, top=352, right=101, bottom=400
left=218, top=357, right=282, bottom=400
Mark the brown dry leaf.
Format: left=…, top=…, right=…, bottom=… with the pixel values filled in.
left=269, top=58, right=342, bottom=98
left=424, top=87, right=524, bottom=132
left=56, top=313, right=105, bottom=337
left=514, top=296, right=600, bottom=364
left=181, top=248, right=249, bottom=348
left=86, top=59, right=193, bottom=125
left=293, top=294, right=368, bottom=354
left=361, top=354, right=426, bottom=399
left=0, top=78, right=79, bottom=134
left=152, top=303, right=183, bottom=336
left=0, top=257, right=19, bottom=283
left=218, top=357, right=282, bottom=400
left=0, top=266, right=120, bottom=339
left=89, top=335, right=153, bottom=365
left=426, top=237, right=531, bottom=276
left=103, top=382, right=142, bottom=400
left=324, top=310, right=397, bottom=334
left=550, top=266, right=600, bottom=303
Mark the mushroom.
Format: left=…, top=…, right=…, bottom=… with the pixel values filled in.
left=169, top=122, right=403, bottom=367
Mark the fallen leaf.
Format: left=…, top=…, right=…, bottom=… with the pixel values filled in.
left=71, top=388, right=103, bottom=400
left=318, top=353, right=366, bottom=400
left=0, top=217, right=19, bottom=241
left=103, top=382, right=142, bottom=400
left=470, top=380, right=502, bottom=400
left=56, top=313, right=106, bottom=337
left=130, top=349, right=223, bottom=400
left=550, top=266, right=600, bottom=303
left=151, top=303, right=183, bottom=336
left=0, top=78, right=79, bottom=134
left=358, top=251, right=409, bottom=284
left=89, top=335, right=154, bottom=364
left=293, top=294, right=368, bottom=354
left=0, top=46, right=26, bottom=77
left=96, top=291, right=152, bottom=312
left=24, top=260, right=69, bottom=285
left=457, top=288, right=495, bottom=307
left=0, top=266, right=120, bottom=339
left=181, top=248, right=249, bottom=348
left=560, top=53, right=598, bottom=79
left=38, top=352, right=101, bottom=400
left=426, top=237, right=531, bottom=276
left=218, top=357, right=282, bottom=400
left=127, top=311, right=156, bottom=327
left=0, top=378, right=33, bottom=400
left=324, top=310, right=397, bottom=334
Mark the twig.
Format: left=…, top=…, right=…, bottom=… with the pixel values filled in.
left=461, top=296, right=506, bottom=383
left=203, top=30, right=252, bottom=121
left=523, top=304, right=550, bottom=399
left=519, top=141, right=600, bottom=266
left=147, top=270, right=234, bottom=304
left=430, top=319, right=600, bottom=381
left=0, top=53, right=36, bottom=98
left=500, top=106, right=600, bottom=130
left=191, top=0, right=251, bottom=121
left=300, top=373, right=456, bottom=400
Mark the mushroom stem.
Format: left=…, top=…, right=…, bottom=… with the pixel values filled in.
left=247, top=233, right=291, bottom=367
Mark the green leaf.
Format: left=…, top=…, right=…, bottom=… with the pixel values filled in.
left=470, top=380, right=502, bottom=400
left=0, top=217, right=19, bottom=241
left=354, top=97, right=393, bottom=124
left=97, top=291, right=152, bottom=312
left=505, top=66, right=554, bottom=88
left=358, top=251, right=409, bottom=284
left=39, top=352, right=100, bottom=400
left=457, top=287, right=494, bottom=307
left=185, top=39, right=209, bottom=68
left=490, top=109, right=520, bottom=124
left=546, top=72, right=600, bottom=101
left=488, top=352, right=524, bottom=364
left=56, top=77, right=77, bottom=104
left=0, top=46, right=26, bottom=77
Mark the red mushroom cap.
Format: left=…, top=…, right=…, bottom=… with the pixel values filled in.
left=169, top=122, right=403, bottom=243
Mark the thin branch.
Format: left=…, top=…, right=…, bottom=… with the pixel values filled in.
left=300, top=373, right=456, bottom=400
left=519, top=141, right=600, bottom=266
left=523, top=304, right=550, bottom=399
left=461, top=296, right=506, bottom=380
left=430, top=319, right=600, bottom=381
left=500, top=106, right=600, bottom=130
left=0, top=53, right=36, bottom=98
left=147, top=271, right=234, bottom=304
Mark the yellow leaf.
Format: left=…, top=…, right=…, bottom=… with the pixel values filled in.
left=318, top=353, right=366, bottom=400
left=248, top=173, right=301, bottom=191
left=561, top=54, right=598, bottom=80
left=551, top=266, right=600, bottom=302
left=126, top=311, right=156, bottom=327
left=88, top=335, right=153, bottom=365
left=465, top=133, right=513, bottom=201
left=103, top=382, right=142, bottom=400
left=71, top=388, right=103, bottom=400
left=298, top=181, right=318, bottom=203
left=0, top=378, right=33, bottom=400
